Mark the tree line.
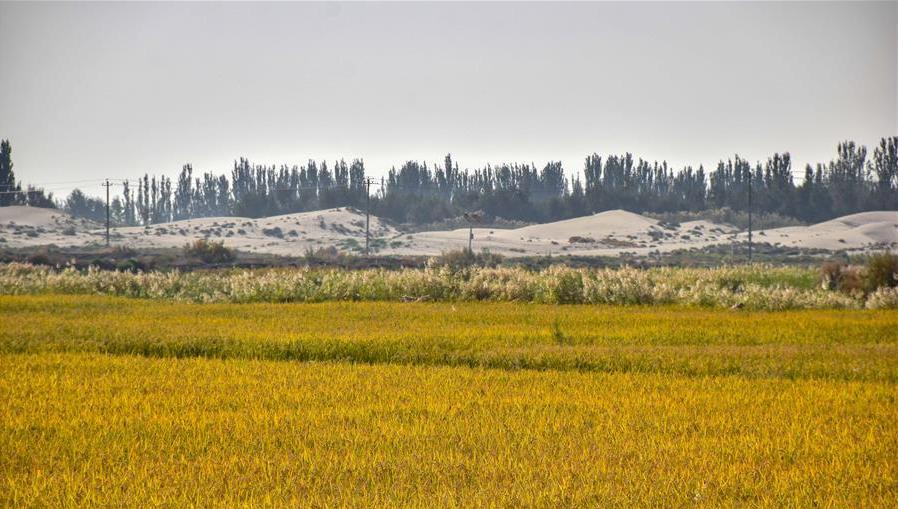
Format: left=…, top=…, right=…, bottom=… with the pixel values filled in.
left=0, top=137, right=895, bottom=226
left=0, top=140, right=55, bottom=209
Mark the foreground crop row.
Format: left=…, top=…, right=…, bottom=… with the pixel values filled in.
left=3, top=263, right=897, bottom=309
left=2, top=295, right=896, bottom=381
left=2, top=353, right=895, bottom=507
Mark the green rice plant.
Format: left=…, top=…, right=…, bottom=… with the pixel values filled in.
left=2, top=296, right=896, bottom=381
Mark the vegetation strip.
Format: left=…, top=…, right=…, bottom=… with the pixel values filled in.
left=3, top=295, right=896, bottom=381
left=2, top=262, right=897, bottom=309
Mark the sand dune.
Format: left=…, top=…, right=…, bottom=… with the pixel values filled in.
left=740, top=211, right=898, bottom=251
left=1, top=205, right=895, bottom=257
left=0, top=205, right=100, bottom=229
left=386, top=209, right=895, bottom=256
left=0, top=206, right=105, bottom=248
left=0, top=206, right=398, bottom=255
left=385, top=210, right=741, bottom=256
left=110, top=208, right=400, bottom=256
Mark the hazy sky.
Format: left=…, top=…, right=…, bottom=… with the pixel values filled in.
left=0, top=1, right=895, bottom=198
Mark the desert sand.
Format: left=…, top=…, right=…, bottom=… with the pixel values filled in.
left=733, top=211, right=898, bottom=251
left=1, top=205, right=895, bottom=257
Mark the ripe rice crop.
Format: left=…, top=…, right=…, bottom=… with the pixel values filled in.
left=2, top=294, right=895, bottom=506
left=1, top=262, right=889, bottom=309
left=1, top=353, right=895, bottom=507
left=2, top=296, right=897, bottom=381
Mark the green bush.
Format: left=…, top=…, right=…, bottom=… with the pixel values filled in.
left=427, top=249, right=504, bottom=270
left=184, top=239, right=235, bottom=264
left=865, top=252, right=898, bottom=291
left=116, top=258, right=147, bottom=273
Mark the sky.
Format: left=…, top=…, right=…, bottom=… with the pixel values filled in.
left=0, top=1, right=896, bottom=199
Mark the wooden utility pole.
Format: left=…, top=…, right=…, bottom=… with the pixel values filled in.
left=101, top=179, right=123, bottom=246
left=103, top=179, right=111, bottom=246
left=463, top=212, right=482, bottom=253
left=748, top=168, right=752, bottom=264
left=364, top=178, right=374, bottom=256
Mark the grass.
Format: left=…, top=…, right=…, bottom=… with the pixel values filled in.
left=1, top=294, right=896, bottom=506
left=1, top=262, right=873, bottom=310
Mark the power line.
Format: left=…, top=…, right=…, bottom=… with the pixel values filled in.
left=6, top=178, right=109, bottom=187
left=0, top=188, right=67, bottom=196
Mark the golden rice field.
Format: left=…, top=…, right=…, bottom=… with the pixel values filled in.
left=2, top=295, right=897, bottom=506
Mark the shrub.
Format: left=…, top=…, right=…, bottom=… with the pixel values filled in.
left=184, top=239, right=235, bottom=264
left=262, top=227, right=284, bottom=238
left=113, top=245, right=137, bottom=257
left=547, top=268, right=584, bottom=304
left=116, top=258, right=146, bottom=273
left=89, top=258, right=116, bottom=270
left=304, top=246, right=345, bottom=264
left=820, top=261, right=843, bottom=291
left=428, top=249, right=503, bottom=270
left=26, top=253, right=52, bottom=266
left=821, top=261, right=864, bottom=294
left=647, top=208, right=804, bottom=230
left=864, top=252, right=898, bottom=292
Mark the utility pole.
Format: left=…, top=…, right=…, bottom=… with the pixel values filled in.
left=748, top=168, right=752, bottom=265
left=101, top=179, right=123, bottom=246
left=364, top=178, right=374, bottom=256
left=103, top=179, right=111, bottom=246
left=463, top=212, right=482, bottom=253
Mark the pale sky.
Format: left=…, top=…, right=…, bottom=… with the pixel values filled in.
left=0, top=1, right=896, bottom=198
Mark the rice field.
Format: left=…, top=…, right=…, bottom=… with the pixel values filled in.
left=3, top=295, right=898, bottom=380
left=1, top=293, right=897, bottom=506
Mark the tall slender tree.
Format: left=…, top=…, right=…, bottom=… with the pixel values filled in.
left=0, top=140, right=20, bottom=206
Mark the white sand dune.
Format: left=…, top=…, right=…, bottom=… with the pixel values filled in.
left=111, top=208, right=400, bottom=256
left=384, top=210, right=741, bottom=257
left=0, top=206, right=105, bottom=248
left=741, top=211, right=898, bottom=251
left=0, top=205, right=100, bottom=229
left=515, top=210, right=657, bottom=239
left=1, top=205, right=895, bottom=257
left=0, top=206, right=398, bottom=255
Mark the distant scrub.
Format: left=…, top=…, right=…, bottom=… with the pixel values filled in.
left=183, top=239, right=235, bottom=263
left=427, top=249, right=504, bottom=270
left=864, top=252, right=898, bottom=292
left=2, top=262, right=896, bottom=309
left=646, top=207, right=805, bottom=230
left=820, top=253, right=898, bottom=298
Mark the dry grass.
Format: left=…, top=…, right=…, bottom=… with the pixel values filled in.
left=4, top=262, right=884, bottom=309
